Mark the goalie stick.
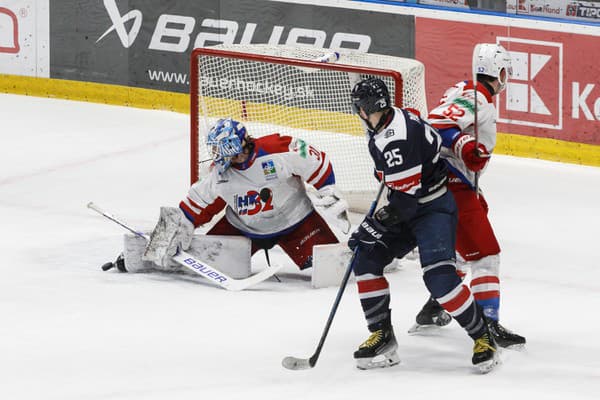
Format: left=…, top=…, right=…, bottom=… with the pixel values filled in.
left=87, top=202, right=283, bottom=291
left=282, top=182, right=386, bottom=370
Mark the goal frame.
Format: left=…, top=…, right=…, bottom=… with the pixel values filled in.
left=189, top=46, right=404, bottom=185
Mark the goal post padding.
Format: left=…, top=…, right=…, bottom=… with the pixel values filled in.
left=190, top=44, right=428, bottom=212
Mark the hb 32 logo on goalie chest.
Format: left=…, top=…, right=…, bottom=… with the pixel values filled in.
left=235, top=189, right=274, bottom=216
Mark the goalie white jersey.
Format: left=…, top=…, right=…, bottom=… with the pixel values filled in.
left=180, top=134, right=335, bottom=238
left=428, top=81, right=497, bottom=186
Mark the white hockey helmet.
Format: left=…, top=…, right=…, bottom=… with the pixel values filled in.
left=473, top=43, right=512, bottom=92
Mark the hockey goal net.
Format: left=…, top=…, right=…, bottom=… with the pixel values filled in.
left=190, top=44, right=428, bottom=211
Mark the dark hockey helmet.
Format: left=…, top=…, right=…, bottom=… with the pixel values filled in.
left=351, top=77, right=391, bottom=115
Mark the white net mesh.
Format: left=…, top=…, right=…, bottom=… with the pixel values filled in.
left=192, top=44, right=428, bottom=211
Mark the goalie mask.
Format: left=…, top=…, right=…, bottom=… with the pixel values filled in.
left=473, top=43, right=513, bottom=93
left=206, top=118, right=248, bottom=173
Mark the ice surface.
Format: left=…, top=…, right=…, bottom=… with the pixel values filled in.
left=1, top=94, right=599, bottom=399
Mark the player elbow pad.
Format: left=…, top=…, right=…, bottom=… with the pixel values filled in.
left=439, top=127, right=461, bottom=149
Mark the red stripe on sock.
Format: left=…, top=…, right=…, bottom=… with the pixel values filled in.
left=440, top=285, right=471, bottom=313
left=473, top=290, right=500, bottom=301
left=357, top=277, right=389, bottom=293
left=471, top=276, right=499, bottom=286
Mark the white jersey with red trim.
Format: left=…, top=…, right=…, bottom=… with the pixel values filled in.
left=179, top=134, right=335, bottom=238
left=428, top=80, right=497, bottom=185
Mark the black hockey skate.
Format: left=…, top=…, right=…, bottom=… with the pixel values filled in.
left=408, top=297, right=452, bottom=334
left=487, top=319, right=526, bottom=349
left=101, top=253, right=127, bottom=273
left=354, top=326, right=400, bottom=370
left=472, top=329, right=499, bottom=374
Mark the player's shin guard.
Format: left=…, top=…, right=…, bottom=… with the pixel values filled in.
left=423, top=263, right=498, bottom=371
left=356, top=274, right=391, bottom=331
left=353, top=249, right=393, bottom=332
left=354, top=272, right=398, bottom=369
left=423, top=263, right=486, bottom=339
left=469, top=255, right=501, bottom=321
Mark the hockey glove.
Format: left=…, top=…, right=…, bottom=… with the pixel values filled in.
left=143, top=207, right=195, bottom=268
left=312, top=185, right=351, bottom=234
left=348, top=215, right=388, bottom=252
left=453, top=133, right=490, bottom=172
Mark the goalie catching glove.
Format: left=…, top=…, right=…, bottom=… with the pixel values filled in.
left=142, top=207, right=195, bottom=268
left=311, top=185, right=351, bottom=234
left=453, top=133, right=490, bottom=172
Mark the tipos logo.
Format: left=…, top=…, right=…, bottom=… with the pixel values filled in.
left=497, top=38, right=563, bottom=130
left=0, top=7, right=20, bottom=54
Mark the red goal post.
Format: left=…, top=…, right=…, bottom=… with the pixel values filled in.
left=190, top=45, right=427, bottom=211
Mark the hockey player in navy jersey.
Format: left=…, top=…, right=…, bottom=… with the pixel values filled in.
left=348, top=77, right=497, bottom=373
left=106, top=118, right=348, bottom=274
left=411, top=44, right=526, bottom=349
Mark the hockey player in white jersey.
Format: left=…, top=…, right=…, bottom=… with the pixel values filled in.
left=348, top=77, right=498, bottom=373
left=411, top=43, right=526, bottom=349
left=104, top=117, right=349, bottom=275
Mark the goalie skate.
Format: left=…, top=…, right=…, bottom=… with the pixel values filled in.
left=100, top=253, right=127, bottom=273
left=354, top=327, right=401, bottom=370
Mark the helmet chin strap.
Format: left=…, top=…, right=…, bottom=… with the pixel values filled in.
left=361, top=109, right=390, bottom=133
left=496, top=68, right=508, bottom=93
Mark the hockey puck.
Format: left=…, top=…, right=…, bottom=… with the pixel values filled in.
left=101, top=262, right=115, bottom=271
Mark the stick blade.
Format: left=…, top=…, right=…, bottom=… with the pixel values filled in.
left=282, top=356, right=312, bottom=370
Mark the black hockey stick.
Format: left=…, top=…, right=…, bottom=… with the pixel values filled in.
left=282, top=182, right=386, bottom=370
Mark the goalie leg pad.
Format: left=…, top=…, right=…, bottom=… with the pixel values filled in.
left=187, top=234, right=251, bottom=279
left=311, top=243, right=353, bottom=289
left=311, top=244, right=399, bottom=289
left=123, top=234, right=156, bottom=273
left=123, top=234, right=251, bottom=278
left=143, top=207, right=195, bottom=268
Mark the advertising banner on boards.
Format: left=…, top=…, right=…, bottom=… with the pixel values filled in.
left=50, top=0, right=415, bottom=93
left=507, top=1, right=600, bottom=23
left=0, top=0, right=48, bottom=77
left=416, top=17, right=600, bottom=145
left=418, top=0, right=470, bottom=8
